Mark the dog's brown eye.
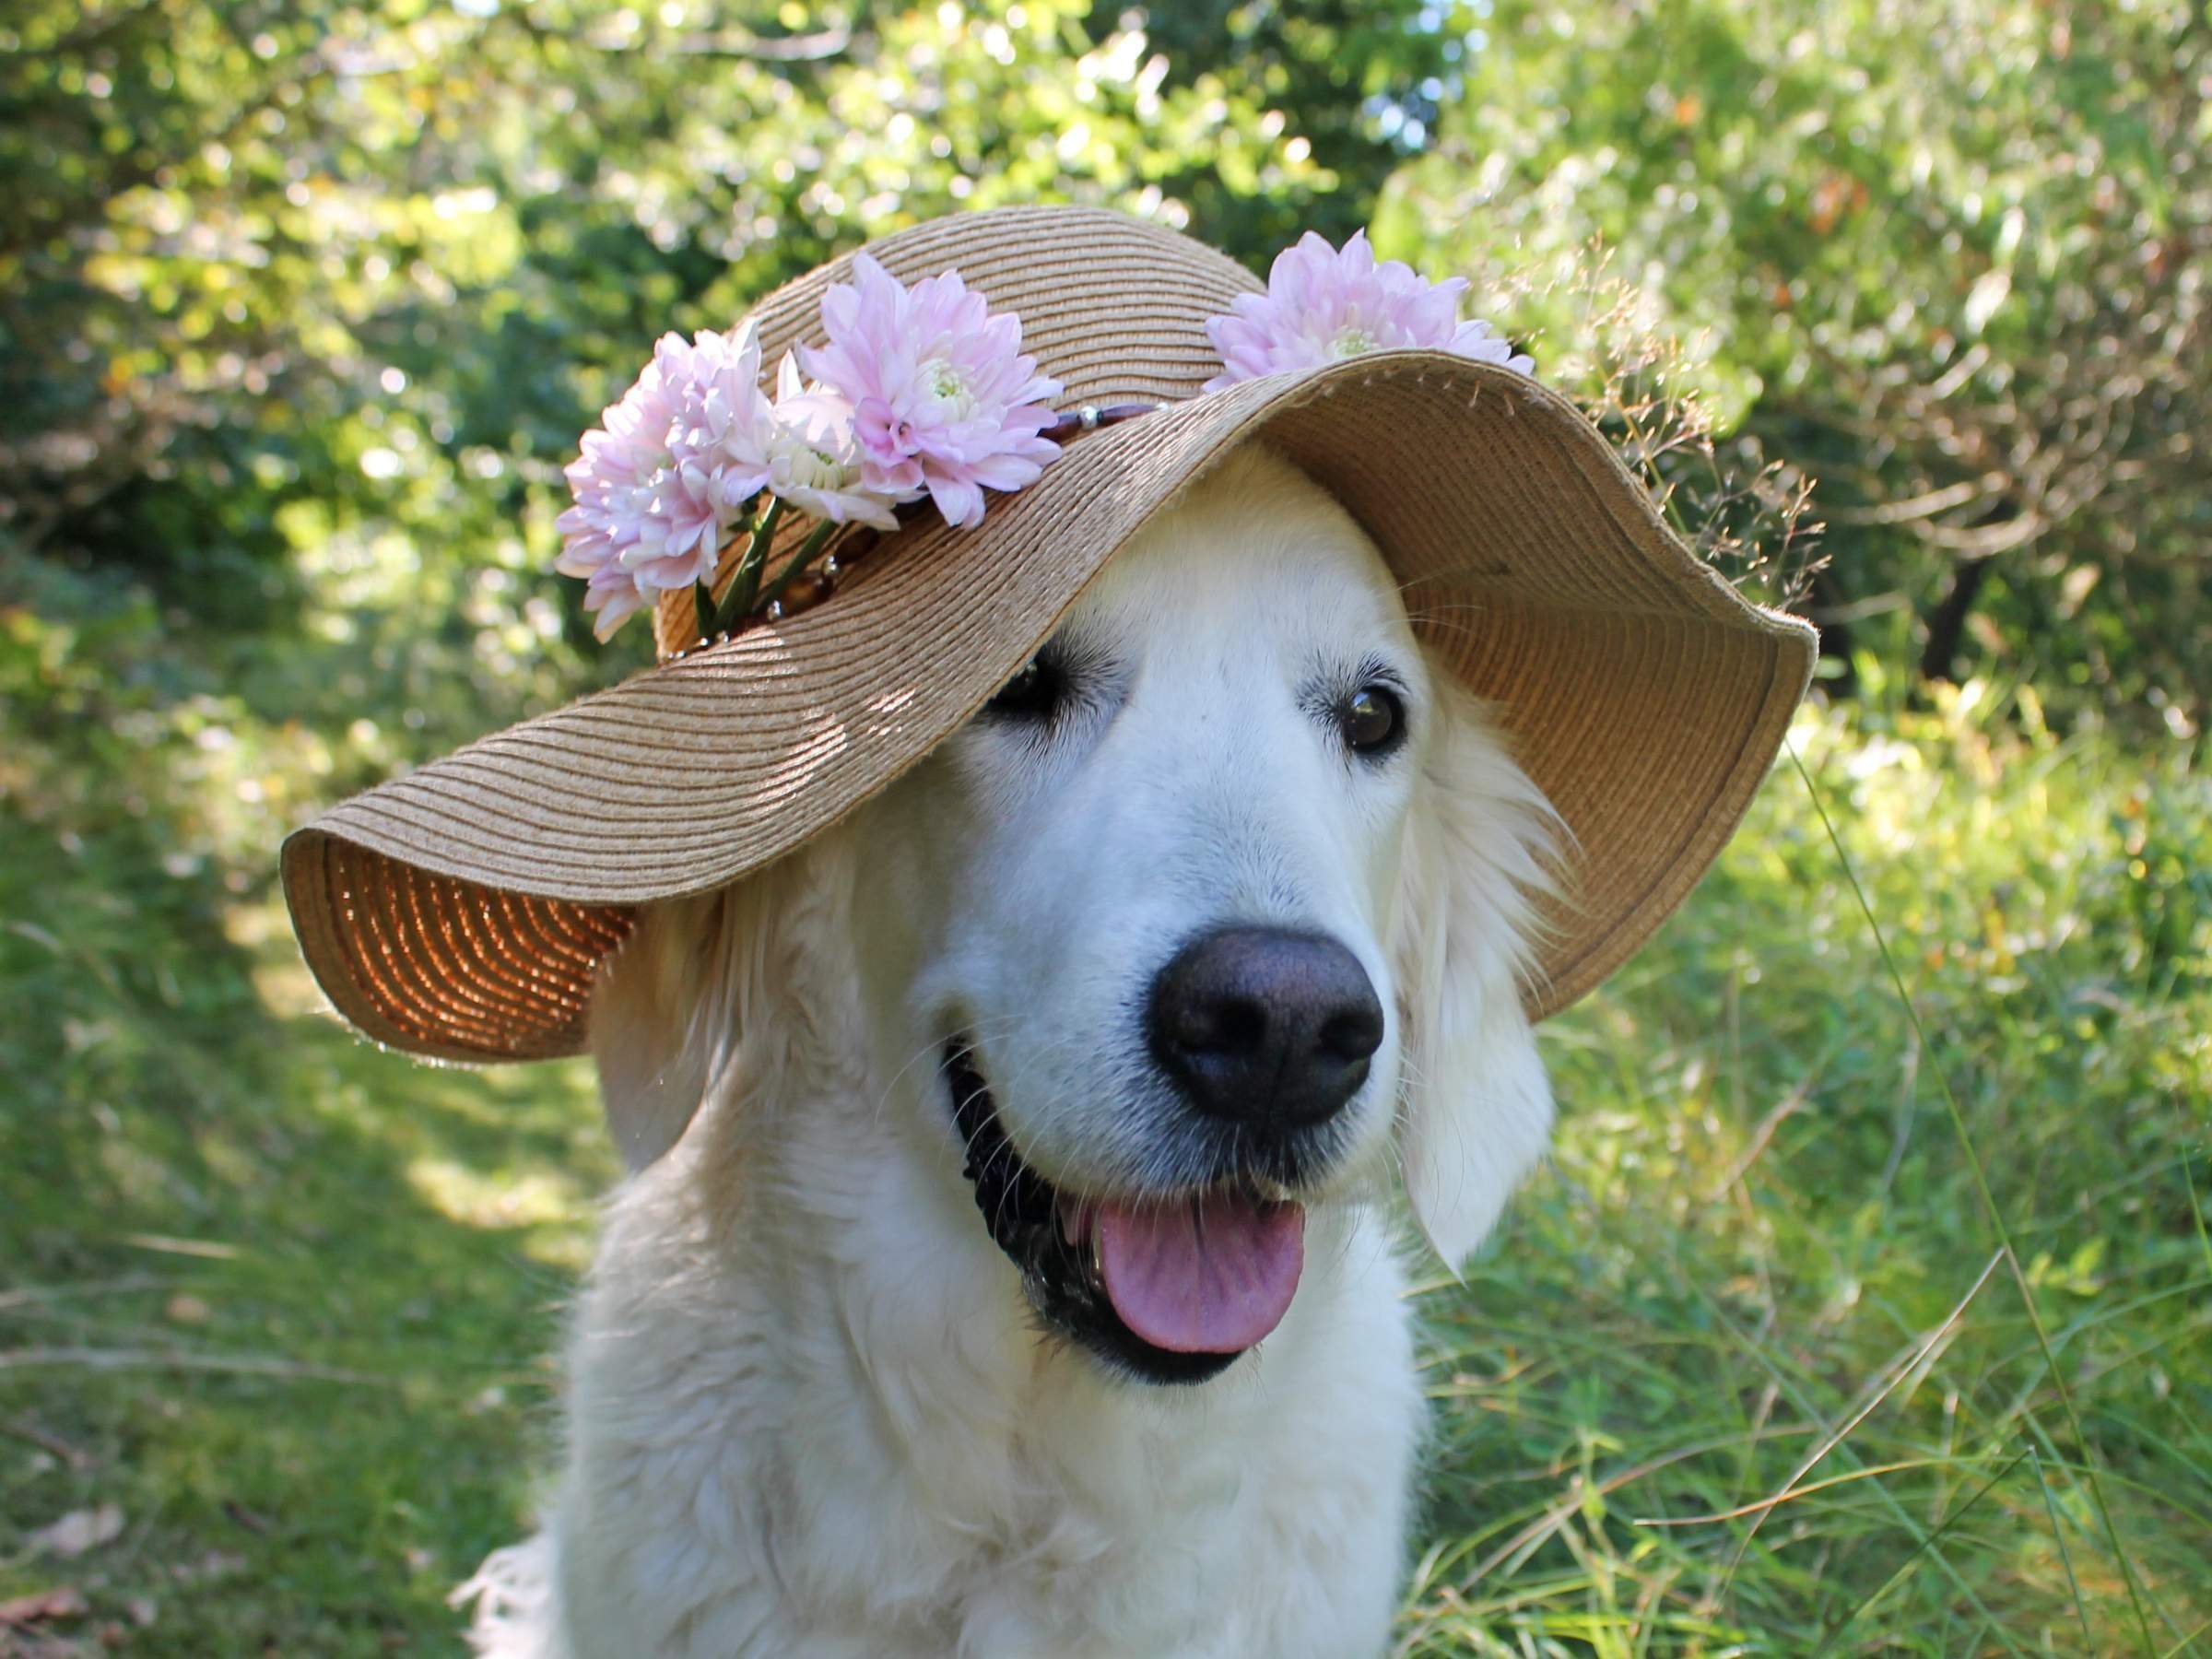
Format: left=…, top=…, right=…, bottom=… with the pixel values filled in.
left=1341, top=685, right=1405, bottom=756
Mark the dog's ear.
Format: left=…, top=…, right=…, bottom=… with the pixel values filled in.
left=590, top=888, right=752, bottom=1173
left=1391, top=671, right=1563, bottom=1271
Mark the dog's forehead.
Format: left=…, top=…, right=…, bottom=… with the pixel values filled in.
left=1070, top=449, right=1415, bottom=658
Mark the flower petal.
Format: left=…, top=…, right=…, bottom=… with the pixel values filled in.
left=1203, top=229, right=1533, bottom=391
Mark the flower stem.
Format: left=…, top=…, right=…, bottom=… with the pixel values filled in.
left=755, top=519, right=839, bottom=616
left=711, top=496, right=784, bottom=634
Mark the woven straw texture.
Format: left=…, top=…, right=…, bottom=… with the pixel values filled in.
left=281, top=206, right=1817, bottom=1064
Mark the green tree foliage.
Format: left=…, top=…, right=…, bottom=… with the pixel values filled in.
left=12, top=0, right=2200, bottom=730
left=5, top=5, right=2209, bottom=1650
left=1, top=0, right=1445, bottom=761
left=1386, top=0, right=2211, bottom=725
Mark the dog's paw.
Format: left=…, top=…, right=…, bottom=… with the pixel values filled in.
left=451, top=1535, right=565, bottom=1659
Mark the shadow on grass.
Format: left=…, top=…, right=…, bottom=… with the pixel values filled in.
left=1, top=794, right=610, bottom=1653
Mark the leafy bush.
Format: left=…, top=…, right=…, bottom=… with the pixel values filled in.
left=1383, top=0, right=2211, bottom=725
left=3, top=2, right=2207, bottom=1652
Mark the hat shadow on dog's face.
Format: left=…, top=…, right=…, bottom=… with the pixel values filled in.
left=280, top=205, right=1816, bottom=1071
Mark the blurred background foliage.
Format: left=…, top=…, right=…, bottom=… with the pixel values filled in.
left=4, top=0, right=2205, bottom=744
left=1386, top=0, right=2210, bottom=726
left=3, top=0, right=2207, bottom=1652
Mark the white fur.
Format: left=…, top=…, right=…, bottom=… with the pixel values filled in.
left=458, top=446, right=1560, bottom=1657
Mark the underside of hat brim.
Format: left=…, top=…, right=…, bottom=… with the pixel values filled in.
left=281, top=349, right=1816, bottom=1064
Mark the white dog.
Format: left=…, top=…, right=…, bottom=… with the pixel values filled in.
left=458, top=443, right=1561, bottom=1658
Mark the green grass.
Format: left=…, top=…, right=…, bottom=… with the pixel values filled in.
left=5, top=614, right=2207, bottom=1653
left=1400, top=696, right=2212, bottom=1655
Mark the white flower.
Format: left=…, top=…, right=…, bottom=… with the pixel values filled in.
left=756, top=354, right=904, bottom=531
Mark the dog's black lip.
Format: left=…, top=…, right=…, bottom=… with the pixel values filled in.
left=944, top=1040, right=1242, bottom=1386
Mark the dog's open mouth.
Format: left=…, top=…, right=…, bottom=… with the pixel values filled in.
left=944, top=1041, right=1304, bottom=1385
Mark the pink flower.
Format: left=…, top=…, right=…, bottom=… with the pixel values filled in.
left=800, top=254, right=1064, bottom=530
left=556, top=326, right=772, bottom=639
left=1203, top=230, right=1534, bottom=394
left=555, top=262, right=1074, bottom=640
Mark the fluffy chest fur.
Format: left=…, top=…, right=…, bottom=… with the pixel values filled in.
left=468, top=1077, right=1420, bottom=1659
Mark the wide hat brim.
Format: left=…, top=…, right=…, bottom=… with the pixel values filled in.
left=282, top=206, right=1816, bottom=1064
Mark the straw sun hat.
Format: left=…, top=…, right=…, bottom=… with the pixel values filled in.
left=281, top=205, right=1816, bottom=1065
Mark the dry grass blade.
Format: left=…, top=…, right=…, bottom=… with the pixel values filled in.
left=1488, top=241, right=1830, bottom=611
left=1465, top=1426, right=1813, bottom=1585
left=1810, top=1446, right=2036, bottom=1654
left=1638, top=1454, right=2010, bottom=1528
left=1713, top=1249, right=2002, bottom=1569
left=1790, top=740, right=2167, bottom=1655
left=1701, top=1068, right=1822, bottom=1202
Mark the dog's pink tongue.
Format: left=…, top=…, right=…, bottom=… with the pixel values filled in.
left=1094, top=1194, right=1305, bottom=1354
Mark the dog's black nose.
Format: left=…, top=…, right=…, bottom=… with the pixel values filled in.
left=1147, top=926, right=1384, bottom=1132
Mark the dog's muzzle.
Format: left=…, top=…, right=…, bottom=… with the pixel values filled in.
left=944, top=1041, right=1309, bottom=1385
